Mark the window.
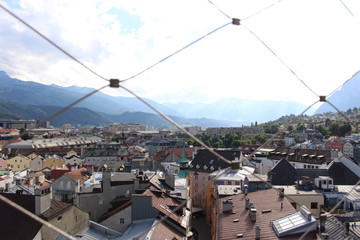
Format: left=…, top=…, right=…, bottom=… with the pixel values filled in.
left=120, top=218, right=125, bottom=224
left=311, top=202, right=318, bottom=209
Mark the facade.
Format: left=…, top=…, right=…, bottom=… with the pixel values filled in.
left=52, top=168, right=91, bottom=203
left=7, top=155, right=31, bottom=172
left=75, top=171, right=150, bottom=221
left=325, top=136, right=345, bottom=152
left=343, top=142, right=354, bottom=158
left=98, top=200, right=132, bottom=233
left=275, top=185, right=324, bottom=216
left=41, top=200, right=89, bottom=240
left=189, top=149, right=248, bottom=209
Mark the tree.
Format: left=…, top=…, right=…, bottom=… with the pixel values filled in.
left=20, top=128, right=33, bottom=140
left=339, top=123, right=351, bottom=137
left=297, top=123, right=306, bottom=131
left=287, top=125, right=294, bottom=132
left=329, top=122, right=340, bottom=136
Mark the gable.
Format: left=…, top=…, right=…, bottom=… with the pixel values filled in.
left=268, top=159, right=296, bottom=185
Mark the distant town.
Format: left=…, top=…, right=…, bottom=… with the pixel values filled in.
left=0, top=107, right=359, bottom=239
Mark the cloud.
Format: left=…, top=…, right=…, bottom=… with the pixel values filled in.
left=0, top=0, right=360, bottom=110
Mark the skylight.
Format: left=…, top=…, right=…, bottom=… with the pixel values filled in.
left=272, top=206, right=316, bottom=237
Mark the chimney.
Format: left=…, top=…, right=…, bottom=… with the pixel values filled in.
left=134, top=178, right=139, bottom=190
left=255, top=225, right=261, bottom=240
left=245, top=198, right=250, bottom=209
left=250, top=208, right=257, bottom=222
left=35, top=186, right=51, bottom=215
left=345, top=222, right=350, bottom=234
left=279, top=188, right=284, bottom=197
left=319, top=214, right=326, bottom=232
left=165, top=172, right=175, bottom=190
left=222, top=200, right=233, bottom=212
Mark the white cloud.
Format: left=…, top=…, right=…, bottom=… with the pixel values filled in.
left=0, top=0, right=360, bottom=111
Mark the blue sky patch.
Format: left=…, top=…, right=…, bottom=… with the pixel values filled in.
left=108, top=8, right=142, bottom=34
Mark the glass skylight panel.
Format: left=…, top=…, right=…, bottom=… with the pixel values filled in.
left=272, top=211, right=314, bottom=237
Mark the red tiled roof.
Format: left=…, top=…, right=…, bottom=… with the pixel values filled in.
left=50, top=169, right=71, bottom=180
left=217, top=189, right=318, bottom=240
left=65, top=167, right=90, bottom=184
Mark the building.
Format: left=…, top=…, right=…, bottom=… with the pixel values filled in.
left=7, top=155, right=31, bottom=172
left=42, top=157, right=65, bottom=169
left=205, top=127, right=264, bottom=137
left=213, top=189, right=317, bottom=239
left=189, top=149, right=249, bottom=209
left=3, top=136, right=102, bottom=156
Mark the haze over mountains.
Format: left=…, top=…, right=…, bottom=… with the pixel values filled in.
left=0, top=70, right=358, bottom=128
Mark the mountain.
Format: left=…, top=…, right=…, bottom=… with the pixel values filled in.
left=163, top=97, right=309, bottom=123
left=0, top=101, right=241, bottom=128
left=315, top=71, right=360, bottom=114
left=0, top=101, right=113, bottom=127
left=0, top=70, right=315, bottom=125
left=106, top=112, right=242, bottom=129
left=0, top=71, right=182, bottom=116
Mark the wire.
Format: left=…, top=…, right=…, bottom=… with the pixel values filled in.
left=325, top=100, right=358, bottom=129
left=326, top=70, right=360, bottom=97
left=120, top=22, right=232, bottom=83
left=207, top=0, right=232, bottom=19
left=241, top=23, right=320, bottom=98
left=242, top=0, right=283, bottom=21
left=4, top=85, right=109, bottom=146
left=207, top=0, right=284, bottom=21
left=1, top=1, right=360, bottom=240
left=120, top=85, right=232, bottom=165
left=298, top=179, right=360, bottom=240
left=0, top=3, right=109, bottom=83
left=0, top=194, right=77, bottom=240
left=339, top=0, right=358, bottom=21
left=246, top=100, right=319, bottom=161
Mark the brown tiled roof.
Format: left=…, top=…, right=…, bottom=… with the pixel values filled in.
left=0, top=193, right=42, bottom=239
left=41, top=199, right=73, bottom=220
left=98, top=200, right=132, bottom=222
left=217, top=189, right=318, bottom=240
left=149, top=220, right=184, bottom=240
left=142, top=189, right=183, bottom=224
left=65, top=167, right=90, bottom=184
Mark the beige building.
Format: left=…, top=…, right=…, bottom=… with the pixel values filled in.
left=7, top=155, right=31, bottom=172
left=275, top=186, right=324, bottom=217
left=43, top=157, right=65, bottom=169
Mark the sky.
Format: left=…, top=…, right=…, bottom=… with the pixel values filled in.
left=0, top=0, right=360, bottom=112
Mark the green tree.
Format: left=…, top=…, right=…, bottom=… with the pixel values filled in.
left=329, top=122, right=340, bottom=136
left=339, top=123, right=351, bottom=137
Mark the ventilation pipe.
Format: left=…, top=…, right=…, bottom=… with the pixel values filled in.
left=255, top=225, right=261, bottom=239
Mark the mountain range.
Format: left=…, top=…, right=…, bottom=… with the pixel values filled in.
left=0, top=70, right=358, bottom=128
left=314, top=71, right=360, bottom=114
